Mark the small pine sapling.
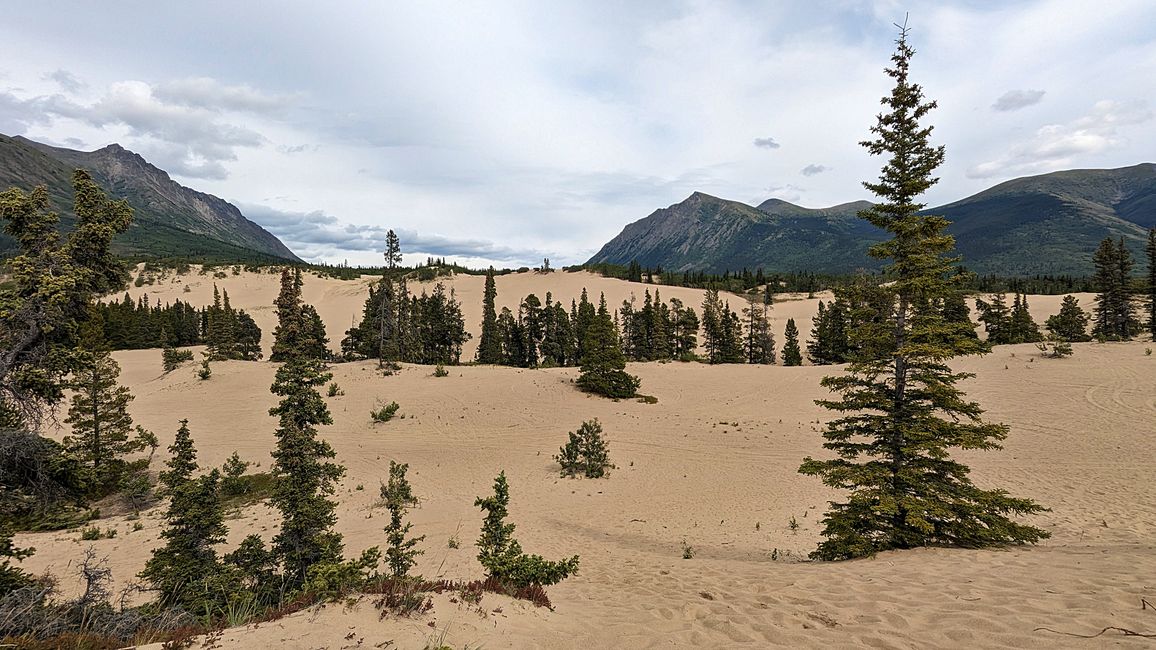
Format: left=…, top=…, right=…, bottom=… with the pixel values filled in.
left=474, top=472, right=579, bottom=588
left=371, top=401, right=400, bottom=423
left=221, top=451, right=251, bottom=497
left=380, top=461, right=425, bottom=577
left=198, top=352, right=212, bottom=380
left=555, top=419, right=614, bottom=478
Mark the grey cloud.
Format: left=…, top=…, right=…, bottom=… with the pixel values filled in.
left=752, top=137, right=780, bottom=149
left=153, top=77, right=294, bottom=114
left=0, top=80, right=267, bottom=180
left=992, top=89, right=1046, bottom=112
left=240, top=203, right=548, bottom=263
left=44, top=69, right=85, bottom=94
left=800, top=163, right=829, bottom=176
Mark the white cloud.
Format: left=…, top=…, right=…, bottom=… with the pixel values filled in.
left=801, top=164, right=830, bottom=176
left=968, top=99, right=1153, bottom=178
left=753, top=137, right=781, bottom=149
left=153, top=77, right=295, bottom=114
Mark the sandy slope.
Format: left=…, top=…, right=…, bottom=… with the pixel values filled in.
left=16, top=269, right=1152, bottom=649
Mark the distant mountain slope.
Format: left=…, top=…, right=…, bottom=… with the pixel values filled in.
left=588, top=164, right=1155, bottom=276
left=588, top=192, right=886, bottom=274
left=0, top=134, right=301, bottom=263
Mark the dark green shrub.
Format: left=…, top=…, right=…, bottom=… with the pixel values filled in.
left=371, top=401, right=400, bottom=423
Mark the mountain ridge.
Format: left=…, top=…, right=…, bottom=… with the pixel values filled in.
left=0, top=134, right=301, bottom=263
left=588, top=164, right=1155, bottom=276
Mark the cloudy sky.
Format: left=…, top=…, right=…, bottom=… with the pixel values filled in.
left=1, top=1, right=1153, bottom=267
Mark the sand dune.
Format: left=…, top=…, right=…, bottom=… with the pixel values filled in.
left=16, top=268, right=1151, bottom=648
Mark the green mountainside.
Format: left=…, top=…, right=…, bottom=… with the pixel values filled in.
left=588, top=164, right=1155, bottom=276
left=0, top=134, right=301, bottom=263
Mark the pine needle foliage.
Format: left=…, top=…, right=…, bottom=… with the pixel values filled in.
left=140, top=422, right=229, bottom=613
left=63, top=349, right=151, bottom=489
left=380, top=461, right=424, bottom=577
left=555, top=419, right=613, bottom=478
left=1145, top=228, right=1156, bottom=340
left=474, top=472, right=578, bottom=588
left=268, top=357, right=345, bottom=589
left=798, top=25, right=1048, bottom=561
left=1045, top=296, right=1091, bottom=342
left=782, top=319, right=803, bottom=366
left=576, top=296, right=640, bottom=398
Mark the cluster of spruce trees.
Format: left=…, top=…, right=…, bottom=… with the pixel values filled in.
left=341, top=278, right=470, bottom=365
left=1091, top=235, right=1154, bottom=340
left=89, top=286, right=262, bottom=358
left=975, top=293, right=1044, bottom=344
left=339, top=230, right=471, bottom=366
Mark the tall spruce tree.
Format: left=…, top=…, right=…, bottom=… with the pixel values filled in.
left=798, top=25, right=1047, bottom=560
left=64, top=349, right=151, bottom=488
left=1092, top=237, right=1139, bottom=340
left=140, top=421, right=228, bottom=611
left=477, top=268, right=503, bottom=364
left=268, top=358, right=345, bottom=588
left=743, top=292, right=776, bottom=364
left=577, top=295, right=640, bottom=398
left=1146, top=228, right=1156, bottom=339
left=271, top=269, right=305, bottom=361
left=0, top=171, right=131, bottom=595
left=782, top=318, right=803, bottom=366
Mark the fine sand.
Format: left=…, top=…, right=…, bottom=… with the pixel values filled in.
left=16, top=267, right=1154, bottom=649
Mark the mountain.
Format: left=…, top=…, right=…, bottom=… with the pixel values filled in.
left=0, top=134, right=301, bottom=263
left=588, top=164, right=1155, bottom=276
left=587, top=192, right=885, bottom=275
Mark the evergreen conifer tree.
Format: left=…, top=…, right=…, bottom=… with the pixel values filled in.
left=1092, top=237, right=1139, bottom=339
left=1, top=170, right=132, bottom=428
left=474, top=472, right=579, bottom=588
left=477, top=268, right=503, bottom=364
left=268, top=358, right=345, bottom=588
left=576, top=295, right=640, bottom=398
left=743, top=292, right=776, bottom=364
left=782, top=318, right=803, bottom=366
left=64, top=349, right=150, bottom=488
left=1146, top=228, right=1156, bottom=339
left=141, top=421, right=228, bottom=611
left=1046, top=296, right=1091, bottom=342
left=799, top=26, right=1047, bottom=560
left=1008, top=294, right=1044, bottom=343
left=381, top=461, right=424, bottom=577
left=159, top=419, right=198, bottom=492
left=271, top=269, right=305, bottom=361
left=555, top=419, right=613, bottom=478
left=975, top=293, right=1012, bottom=344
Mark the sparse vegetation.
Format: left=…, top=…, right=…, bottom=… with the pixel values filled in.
left=555, top=419, right=614, bottom=478
left=371, top=401, right=400, bottom=423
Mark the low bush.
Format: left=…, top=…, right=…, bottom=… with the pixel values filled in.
left=371, top=401, right=400, bottom=423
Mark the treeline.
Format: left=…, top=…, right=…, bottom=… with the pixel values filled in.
left=581, top=260, right=1112, bottom=296
left=89, top=286, right=262, bottom=358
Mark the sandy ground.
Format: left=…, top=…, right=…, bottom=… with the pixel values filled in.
left=15, top=268, right=1154, bottom=649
